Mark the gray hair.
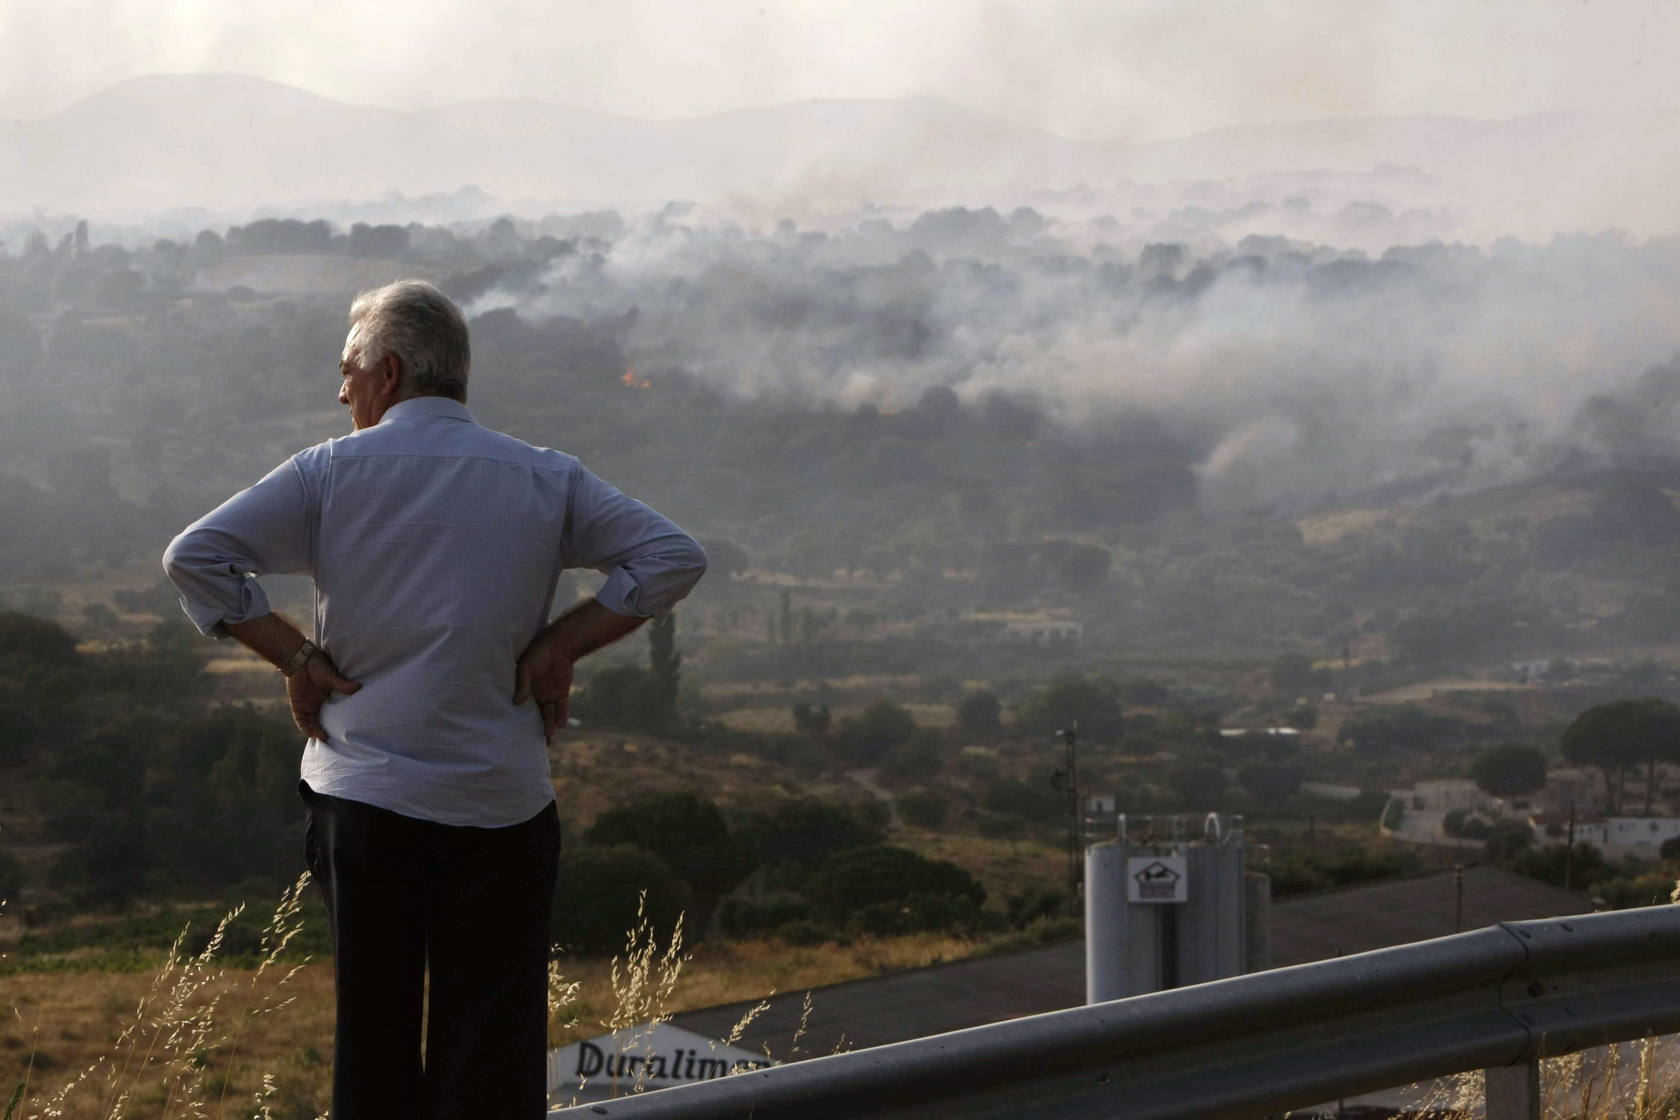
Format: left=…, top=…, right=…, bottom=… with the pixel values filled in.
left=345, top=279, right=471, bottom=401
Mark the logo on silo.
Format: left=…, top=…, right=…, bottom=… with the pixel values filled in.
left=1126, top=856, right=1188, bottom=903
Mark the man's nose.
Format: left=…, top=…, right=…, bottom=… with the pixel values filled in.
left=338, top=383, right=349, bottom=405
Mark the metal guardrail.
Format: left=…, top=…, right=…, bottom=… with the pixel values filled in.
left=550, top=905, right=1680, bottom=1120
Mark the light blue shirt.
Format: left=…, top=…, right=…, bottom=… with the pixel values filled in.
left=163, top=396, right=707, bottom=827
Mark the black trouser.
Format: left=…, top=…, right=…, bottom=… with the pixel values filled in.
left=300, top=781, right=561, bottom=1120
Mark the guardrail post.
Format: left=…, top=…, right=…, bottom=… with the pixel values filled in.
left=1484, top=1060, right=1540, bottom=1120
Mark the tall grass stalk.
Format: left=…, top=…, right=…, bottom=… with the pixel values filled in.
left=14, top=876, right=316, bottom=1120
left=604, top=893, right=689, bottom=1098
left=213, top=872, right=312, bottom=1118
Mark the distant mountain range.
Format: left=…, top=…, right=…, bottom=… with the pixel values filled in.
left=3, top=73, right=1678, bottom=236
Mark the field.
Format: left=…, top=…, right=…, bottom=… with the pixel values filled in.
left=2, top=909, right=1057, bottom=1118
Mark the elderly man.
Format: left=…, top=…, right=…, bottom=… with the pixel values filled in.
left=163, top=279, right=706, bottom=1118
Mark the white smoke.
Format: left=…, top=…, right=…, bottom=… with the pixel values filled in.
left=467, top=208, right=1680, bottom=512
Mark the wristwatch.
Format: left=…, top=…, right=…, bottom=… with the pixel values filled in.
left=280, top=638, right=319, bottom=677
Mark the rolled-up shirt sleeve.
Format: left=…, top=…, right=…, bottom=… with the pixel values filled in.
left=561, top=464, right=707, bottom=618
left=162, top=457, right=313, bottom=638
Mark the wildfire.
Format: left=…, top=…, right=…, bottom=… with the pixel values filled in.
left=621, top=365, right=652, bottom=389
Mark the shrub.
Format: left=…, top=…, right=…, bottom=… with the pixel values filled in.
left=733, top=799, right=882, bottom=874
left=1006, top=887, right=1068, bottom=927
left=1014, top=676, right=1124, bottom=741
left=897, top=791, right=950, bottom=829
left=1470, top=742, right=1548, bottom=798
left=550, top=845, right=691, bottom=955
left=982, top=773, right=1062, bottom=824
left=955, top=690, right=1002, bottom=739
left=1238, top=761, right=1303, bottom=802
left=837, top=700, right=917, bottom=764
left=1167, top=757, right=1227, bottom=808
left=1505, top=842, right=1609, bottom=889
left=1595, top=872, right=1679, bottom=909
left=586, top=791, right=744, bottom=900
left=776, top=919, right=833, bottom=946
left=0, top=844, right=23, bottom=898
left=885, top=728, right=946, bottom=779
left=1482, top=820, right=1532, bottom=861
left=718, top=897, right=816, bottom=937
left=804, top=845, right=985, bottom=931
left=977, top=813, right=1027, bottom=839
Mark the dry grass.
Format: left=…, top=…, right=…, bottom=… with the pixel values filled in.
left=711, top=702, right=954, bottom=734
left=548, top=734, right=861, bottom=823
left=1388, top=1036, right=1680, bottom=1118
left=895, top=830, right=1066, bottom=910
left=1361, top=677, right=1537, bottom=704
left=1295, top=507, right=1402, bottom=546
left=4, top=879, right=328, bottom=1119
left=5, top=879, right=1002, bottom=1119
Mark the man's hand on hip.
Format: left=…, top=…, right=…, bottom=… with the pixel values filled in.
left=288, top=650, right=361, bottom=740
left=513, top=636, right=574, bottom=746
left=514, top=597, right=647, bottom=745
left=224, top=613, right=361, bottom=741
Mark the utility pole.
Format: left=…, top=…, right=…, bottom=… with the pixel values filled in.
left=1454, top=864, right=1465, bottom=933
left=1051, top=724, right=1081, bottom=905
left=1565, top=803, right=1576, bottom=892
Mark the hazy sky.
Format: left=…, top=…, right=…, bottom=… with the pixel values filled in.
left=4, top=0, right=1679, bottom=141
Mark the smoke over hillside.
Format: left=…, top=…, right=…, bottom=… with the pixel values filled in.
left=464, top=208, right=1680, bottom=512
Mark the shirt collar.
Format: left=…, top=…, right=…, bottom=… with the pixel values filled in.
left=378, top=396, right=477, bottom=426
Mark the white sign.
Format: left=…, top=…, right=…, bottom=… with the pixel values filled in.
left=1126, top=856, right=1188, bottom=904
left=547, top=1022, right=775, bottom=1104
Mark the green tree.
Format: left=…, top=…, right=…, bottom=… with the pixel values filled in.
left=1236, top=761, right=1304, bottom=802
left=982, top=772, right=1063, bottom=824
left=648, top=613, right=681, bottom=732
left=884, top=727, right=944, bottom=779
left=1336, top=705, right=1444, bottom=753
left=837, top=699, right=917, bottom=764
left=803, top=845, right=985, bottom=931
left=1481, top=819, right=1533, bottom=863
left=897, top=791, right=949, bottom=829
left=0, top=610, right=79, bottom=673
left=0, top=843, right=22, bottom=898
left=696, top=538, right=749, bottom=578
left=585, top=792, right=741, bottom=903
left=1561, top=698, right=1680, bottom=815
left=955, top=689, right=1002, bottom=740
left=51, top=814, right=150, bottom=907
left=0, top=702, right=38, bottom=764
left=1506, top=842, right=1610, bottom=890
left=1470, top=742, right=1548, bottom=799
left=0, top=612, right=83, bottom=721
left=733, top=799, right=880, bottom=872
left=550, top=846, right=691, bottom=955
left=577, top=664, right=661, bottom=729
left=791, top=701, right=831, bottom=737
left=1168, top=757, right=1228, bottom=807
left=147, top=707, right=298, bottom=890
left=1014, top=676, right=1124, bottom=741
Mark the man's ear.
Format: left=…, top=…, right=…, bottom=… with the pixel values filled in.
left=381, top=353, right=403, bottom=396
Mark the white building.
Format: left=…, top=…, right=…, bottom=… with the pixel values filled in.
left=1002, top=618, right=1084, bottom=643
left=1408, top=779, right=1496, bottom=814
left=1603, top=817, right=1680, bottom=858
